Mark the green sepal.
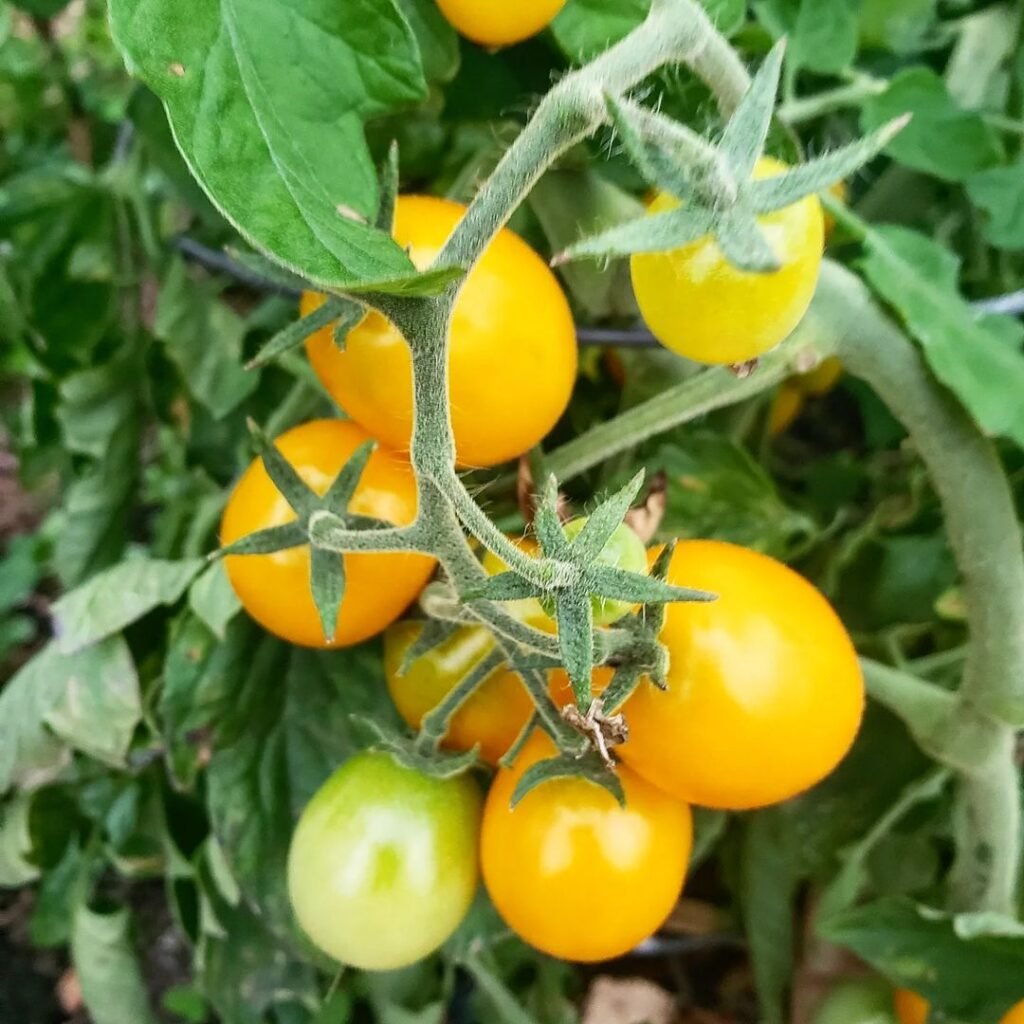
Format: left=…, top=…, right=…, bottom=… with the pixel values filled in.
left=498, top=712, right=538, bottom=769
left=247, top=420, right=318, bottom=517
left=714, top=207, right=781, bottom=273
left=356, top=717, right=480, bottom=779
left=556, top=590, right=595, bottom=710
left=214, top=521, right=308, bottom=559
left=309, top=545, right=345, bottom=643
left=554, top=206, right=715, bottom=263
left=510, top=751, right=625, bottom=808
left=377, top=141, right=400, bottom=233
left=748, top=116, right=912, bottom=215
left=246, top=295, right=360, bottom=369
left=605, top=93, right=719, bottom=203
left=599, top=663, right=644, bottom=714
left=719, top=39, right=786, bottom=181
left=323, top=440, right=376, bottom=513
left=398, top=619, right=460, bottom=676
left=462, top=572, right=547, bottom=603
left=586, top=565, right=715, bottom=605
left=533, top=475, right=570, bottom=557
left=569, top=471, right=645, bottom=562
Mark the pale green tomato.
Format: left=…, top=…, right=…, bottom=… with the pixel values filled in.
left=545, top=517, right=647, bottom=626
left=813, top=980, right=897, bottom=1024
left=287, top=751, right=481, bottom=970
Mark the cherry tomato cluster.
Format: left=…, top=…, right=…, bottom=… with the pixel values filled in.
left=217, top=159, right=850, bottom=972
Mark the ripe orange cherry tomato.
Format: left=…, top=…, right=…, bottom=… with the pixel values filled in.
left=616, top=540, right=863, bottom=810
left=287, top=751, right=481, bottom=970
left=435, top=0, right=566, bottom=46
left=894, top=990, right=1024, bottom=1024
left=221, top=419, right=435, bottom=648
left=481, top=732, right=693, bottom=962
left=303, top=195, right=577, bottom=469
left=630, top=157, right=824, bottom=365
left=384, top=622, right=534, bottom=766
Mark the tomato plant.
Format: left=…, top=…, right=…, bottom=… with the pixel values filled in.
left=4, top=0, right=1024, bottom=1021
left=287, top=751, right=481, bottom=970
left=480, top=733, right=693, bottom=962
left=630, top=158, right=824, bottom=365
left=616, top=540, right=864, bottom=809
left=221, top=419, right=436, bottom=647
left=302, top=195, right=577, bottom=468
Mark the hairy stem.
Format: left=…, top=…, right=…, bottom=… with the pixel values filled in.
left=822, top=259, right=1023, bottom=915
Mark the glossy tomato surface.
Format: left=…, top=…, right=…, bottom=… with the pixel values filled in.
left=617, top=540, right=864, bottom=809
left=630, top=157, right=824, bottom=365
left=220, top=419, right=435, bottom=648
left=287, top=751, right=481, bottom=970
left=894, top=990, right=1024, bottom=1024
left=384, top=621, right=534, bottom=766
left=435, top=0, right=566, bottom=46
left=303, top=195, right=577, bottom=468
left=481, top=732, right=692, bottom=962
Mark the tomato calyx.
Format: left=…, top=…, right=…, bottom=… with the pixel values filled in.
left=463, top=472, right=712, bottom=711
left=216, top=421, right=392, bottom=643
left=560, top=699, right=628, bottom=768
left=357, top=715, right=481, bottom=779
left=553, top=42, right=907, bottom=271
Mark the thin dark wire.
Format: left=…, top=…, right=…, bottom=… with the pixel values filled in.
left=174, top=236, right=1024, bottom=344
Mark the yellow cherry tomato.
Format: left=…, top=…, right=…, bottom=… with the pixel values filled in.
left=220, top=419, right=436, bottom=648
left=616, top=540, right=864, bottom=810
left=384, top=622, right=534, bottom=766
left=894, top=990, right=1024, bottom=1024
left=630, top=157, right=824, bottom=365
left=435, top=0, right=566, bottom=47
left=481, top=732, right=693, bottom=962
left=303, top=195, right=577, bottom=469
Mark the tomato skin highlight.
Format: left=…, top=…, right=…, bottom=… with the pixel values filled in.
left=481, top=733, right=693, bottom=962
left=384, top=622, right=535, bottom=766
left=435, top=0, right=566, bottom=46
left=220, top=419, right=435, bottom=648
left=894, top=990, right=1024, bottom=1024
left=287, top=751, right=481, bottom=971
left=303, top=195, right=577, bottom=469
left=630, top=157, right=824, bottom=365
left=617, top=540, right=864, bottom=810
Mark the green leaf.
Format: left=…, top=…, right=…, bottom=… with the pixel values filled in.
left=0, top=794, right=39, bottom=886
left=861, top=68, right=1002, bottom=183
left=154, top=259, right=258, bottom=417
left=52, top=556, right=204, bottom=653
left=394, top=0, right=460, bottom=84
left=790, top=0, right=858, bottom=75
left=820, top=898, right=1024, bottom=1022
left=0, top=637, right=140, bottom=792
left=71, top=904, right=159, bottom=1024
left=188, top=561, right=241, bottom=640
left=651, top=433, right=815, bottom=557
left=966, top=163, right=1024, bottom=250
left=510, top=752, right=625, bottom=808
left=205, top=636, right=396, bottom=939
left=529, top=168, right=643, bottom=319
left=108, top=0, right=427, bottom=290
left=858, top=225, right=1024, bottom=448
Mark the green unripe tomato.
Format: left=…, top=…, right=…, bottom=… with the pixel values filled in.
left=546, top=517, right=648, bottom=626
left=287, top=751, right=481, bottom=971
left=813, top=980, right=898, bottom=1024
